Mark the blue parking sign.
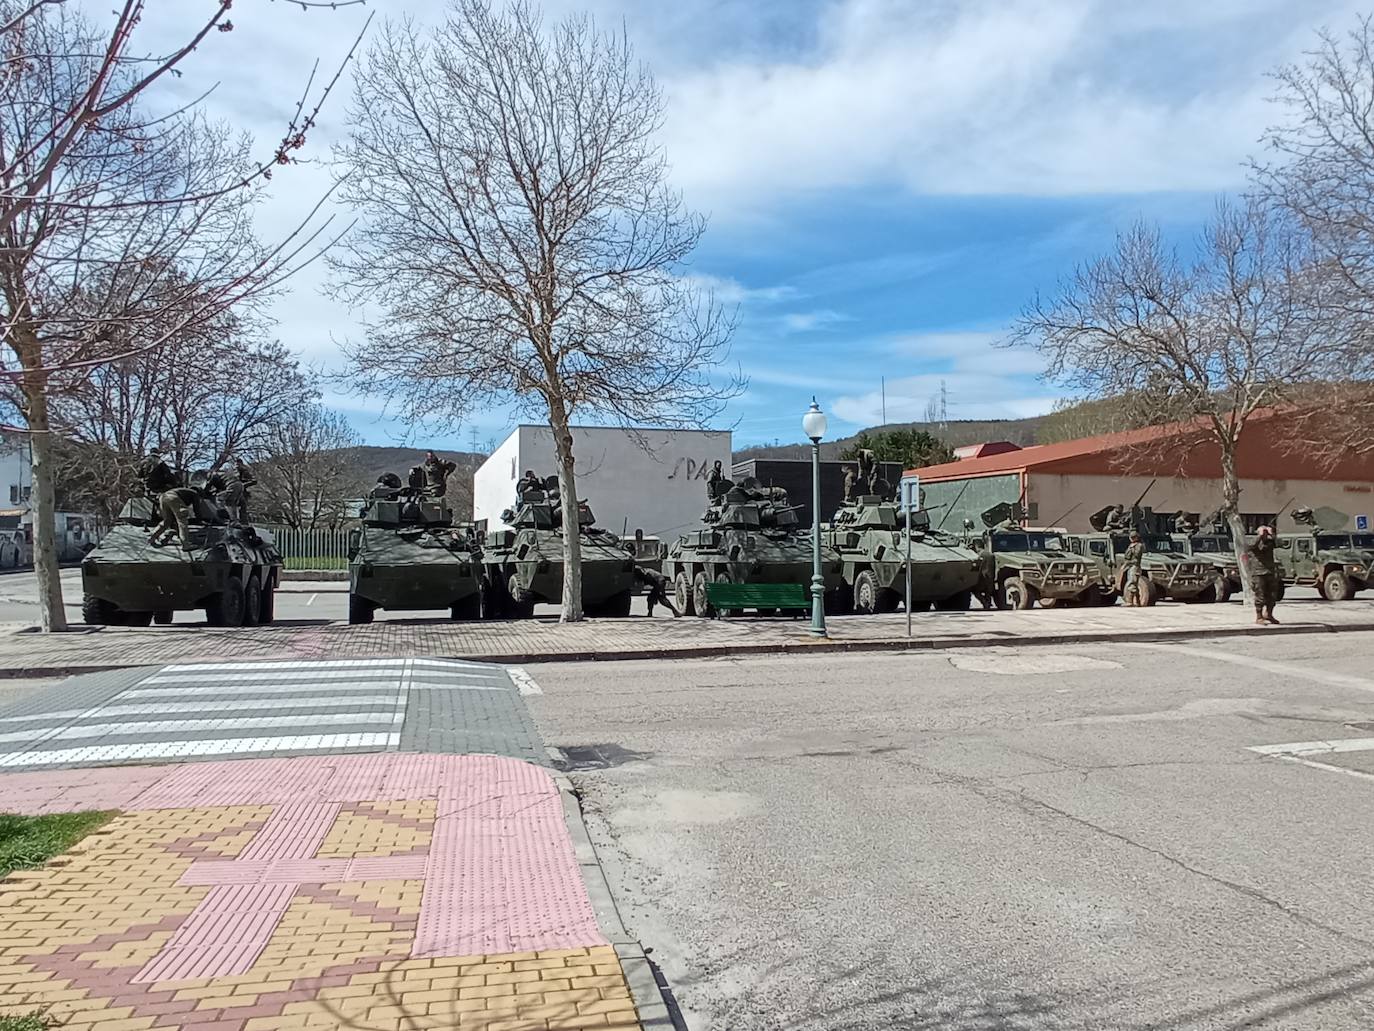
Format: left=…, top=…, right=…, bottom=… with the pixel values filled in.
left=1359, top=514, right=1369, bottom=531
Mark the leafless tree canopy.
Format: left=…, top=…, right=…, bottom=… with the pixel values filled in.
left=331, top=0, right=739, bottom=620
left=255, top=405, right=364, bottom=531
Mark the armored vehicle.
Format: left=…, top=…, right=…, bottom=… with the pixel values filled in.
left=665, top=477, right=845, bottom=617
left=347, top=473, right=482, bottom=624
left=826, top=495, right=982, bottom=612
left=969, top=504, right=1099, bottom=609
left=1274, top=507, right=1373, bottom=601
left=1167, top=512, right=1242, bottom=600
left=480, top=479, right=637, bottom=618
left=81, top=493, right=281, bottom=627
left=1061, top=507, right=1218, bottom=605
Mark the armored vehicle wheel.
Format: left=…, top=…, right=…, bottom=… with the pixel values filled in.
left=711, top=572, right=741, bottom=617
left=82, top=594, right=122, bottom=626
left=450, top=593, right=482, bottom=621
left=506, top=574, right=535, bottom=619
left=603, top=590, right=633, bottom=617
left=936, top=590, right=971, bottom=612
left=1138, top=579, right=1159, bottom=607
left=259, top=582, right=276, bottom=625
left=673, top=571, right=695, bottom=616
left=1039, top=597, right=1059, bottom=609
left=206, top=578, right=246, bottom=627
left=875, top=586, right=901, bottom=613
left=1000, top=576, right=1037, bottom=610
left=243, top=575, right=263, bottom=627
left=348, top=593, right=375, bottom=625
left=1213, top=576, right=1232, bottom=603
left=153, top=610, right=173, bottom=625
left=124, top=611, right=154, bottom=627
left=692, top=572, right=712, bottom=617
left=1188, top=584, right=1216, bottom=604
left=852, top=570, right=880, bottom=614
left=1321, top=568, right=1355, bottom=601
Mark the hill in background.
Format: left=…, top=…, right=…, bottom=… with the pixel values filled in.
left=734, top=416, right=1046, bottom=463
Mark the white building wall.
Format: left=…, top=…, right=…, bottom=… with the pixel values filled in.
left=473, top=425, right=732, bottom=538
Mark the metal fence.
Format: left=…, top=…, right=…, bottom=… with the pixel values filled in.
left=263, top=524, right=351, bottom=570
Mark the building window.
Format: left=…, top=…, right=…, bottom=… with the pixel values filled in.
left=1241, top=513, right=1277, bottom=533
left=8, top=485, right=29, bottom=505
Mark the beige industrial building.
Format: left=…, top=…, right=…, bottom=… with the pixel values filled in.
left=910, top=411, right=1374, bottom=533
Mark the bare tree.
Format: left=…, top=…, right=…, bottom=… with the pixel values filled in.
left=256, top=404, right=363, bottom=531
left=331, top=0, right=739, bottom=621
left=1252, top=15, right=1374, bottom=458
left=0, top=1, right=361, bottom=630
left=1011, top=200, right=1348, bottom=594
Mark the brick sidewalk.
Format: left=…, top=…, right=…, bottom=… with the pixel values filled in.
left=0, top=754, right=645, bottom=1031
left=1, top=599, right=1373, bottom=674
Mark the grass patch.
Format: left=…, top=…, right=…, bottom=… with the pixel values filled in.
left=0, top=810, right=113, bottom=879
left=0, top=1011, right=52, bottom=1031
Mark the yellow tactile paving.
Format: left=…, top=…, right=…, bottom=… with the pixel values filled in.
left=0, top=803, right=645, bottom=1031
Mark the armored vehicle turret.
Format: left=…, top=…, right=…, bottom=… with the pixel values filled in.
left=1274, top=507, right=1372, bottom=601
left=81, top=490, right=281, bottom=627
left=479, top=477, right=637, bottom=618
left=664, top=477, right=845, bottom=617
left=1059, top=505, right=1219, bottom=605
left=826, top=495, right=982, bottom=612
left=968, top=503, right=1099, bottom=609
left=347, top=469, right=482, bottom=624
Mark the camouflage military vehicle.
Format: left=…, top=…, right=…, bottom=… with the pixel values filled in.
left=665, top=478, right=845, bottom=616
left=81, top=494, right=281, bottom=627
left=347, top=475, right=482, bottom=624
left=826, top=495, right=982, bottom=612
left=479, top=480, right=636, bottom=618
left=968, top=504, right=1099, bottom=609
left=1273, top=507, right=1373, bottom=601
left=1060, top=507, right=1219, bottom=605
left=1167, top=512, right=1242, bottom=601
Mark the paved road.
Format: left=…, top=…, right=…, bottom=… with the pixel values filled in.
left=526, top=634, right=1374, bottom=1030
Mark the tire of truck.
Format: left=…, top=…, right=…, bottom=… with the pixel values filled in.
left=713, top=571, right=739, bottom=617
left=206, top=577, right=246, bottom=627
left=1322, top=568, right=1355, bottom=602
left=153, top=610, right=174, bottom=625
left=853, top=570, right=880, bottom=615
left=450, top=593, right=482, bottom=621
left=1213, top=575, right=1231, bottom=603
left=1039, top=597, right=1059, bottom=609
left=604, top=590, right=633, bottom=617
left=348, top=593, right=375, bottom=625
left=1001, top=576, right=1037, bottom=610
left=1139, top=579, right=1160, bottom=607
left=692, top=572, right=713, bottom=618
left=243, top=574, right=263, bottom=627
left=674, top=570, right=695, bottom=616
left=81, top=594, right=121, bottom=626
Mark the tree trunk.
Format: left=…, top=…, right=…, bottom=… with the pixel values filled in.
left=548, top=403, right=583, bottom=623
left=27, top=385, right=68, bottom=632
left=1220, top=443, right=1252, bottom=608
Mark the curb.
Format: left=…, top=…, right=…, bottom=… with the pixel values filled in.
left=281, top=570, right=348, bottom=582
left=552, top=765, right=684, bottom=1030
left=3, top=619, right=1374, bottom=679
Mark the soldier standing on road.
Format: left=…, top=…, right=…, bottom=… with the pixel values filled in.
left=632, top=563, right=680, bottom=617
left=1122, top=531, right=1146, bottom=605
left=1246, top=525, right=1282, bottom=626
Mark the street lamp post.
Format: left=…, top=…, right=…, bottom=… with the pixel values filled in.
left=802, top=398, right=828, bottom=638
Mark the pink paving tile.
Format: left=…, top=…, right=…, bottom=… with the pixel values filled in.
left=179, top=855, right=427, bottom=886
left=0, top=764, right=166, bottom=814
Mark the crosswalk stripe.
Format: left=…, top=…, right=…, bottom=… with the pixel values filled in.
left=0, top=733, right=401, bottom=767
left=96, top=696, right=401, bottom=717
left=1, top=711, right=405, bottom=746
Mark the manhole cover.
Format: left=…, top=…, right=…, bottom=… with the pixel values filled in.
left=553, top=743, right=651, bottom=772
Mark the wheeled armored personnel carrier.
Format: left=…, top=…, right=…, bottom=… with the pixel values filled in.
left=665, top=477, right=845, bottom=616
left=81, top=493, right=281, bottom=627
left=1060, top=506, right=1218, bottom=605
left=479, top=478, right=637, bottom=618
left=968, top=504, right=1099, bottom=609
left=347, top=473, right=482, bottom=624
left=826, top=495, right=982, bottom=612
left=1274, top=507, right=1372, bottom=601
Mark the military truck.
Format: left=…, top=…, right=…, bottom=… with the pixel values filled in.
left=81, top=493, right=281, bottom=627
left=967, top=504, right=1100, bottom=609
left=479, top=479, right=637, bottom=618
left=1274, top=507, right=1373, bottom=601
left=665, top=478, right=845, bottom=616
left=825, top=495, right=982, bottom=612
left=347, top=474, right=482, bottom=625
left=1167, top=512, right=1242, bottom=601
left=1060, top=507, right=1219, bottom=605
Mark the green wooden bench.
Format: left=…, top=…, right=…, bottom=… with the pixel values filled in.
left=704, top=581, right=810, bottom=616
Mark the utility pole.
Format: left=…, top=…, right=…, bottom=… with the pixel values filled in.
left=881, top=377, right=886, bottom=426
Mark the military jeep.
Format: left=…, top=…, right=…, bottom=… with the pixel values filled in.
left=1061, top=530, right=1219, bottom=605
left=1270, top=507, right=1372, bottom=600
left=968, top=505, right=1098, bottom=610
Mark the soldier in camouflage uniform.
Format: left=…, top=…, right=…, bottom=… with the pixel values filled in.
left=149, top=487, right=198, bottom=551
left=1122, top=531, right=1146, bottom=605
left=1246, top=525, right=1281, bottom=625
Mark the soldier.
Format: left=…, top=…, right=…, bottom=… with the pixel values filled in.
left=515, top=468, right=541, bottom=501
left=149, top=486, right=198, bottom=551
left=423, top=452, right=456, bottom=498
left=843, top=464, right=857, bottom=502
left=855, top=449, right=877, bottom=496
left=1122, top=531, right=1146, bottom=605
left=138, top=447, right=178, bottom=496
left=973, top=548, right=996, bottom=610
left=1246, top=525, right=1282, bottom=625
left=707, top=460, right=726, bottom=498
left=632, top=563, right=679, bottom=617
left=234, top=458, right=255, bottom=487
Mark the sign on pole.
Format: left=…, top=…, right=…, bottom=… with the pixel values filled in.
left=1358, top=514, right=1369, bottom=531
left=900, top=476, right=920, bottom=637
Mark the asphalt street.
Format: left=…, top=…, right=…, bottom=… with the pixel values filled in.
left=527, top=633, right=1374, bottom=1031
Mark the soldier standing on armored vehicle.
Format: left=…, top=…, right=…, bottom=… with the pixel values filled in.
left=515, top=468, right=541, bottom=501
left=707, top=460, right=728, bottom=498
left=149, top=486, right=198, bottom=551
left=424, top=451, right=457, bottom=498
left=1247, top=525, right=1282, bottom=625
left=139, top=447, right=178, bottom=496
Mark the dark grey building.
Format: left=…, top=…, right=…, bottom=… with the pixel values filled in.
left=731, top=458, right=904, bottom=527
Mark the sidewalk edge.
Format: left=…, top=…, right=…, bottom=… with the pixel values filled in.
left=553, top=768, right=682, bottom=1031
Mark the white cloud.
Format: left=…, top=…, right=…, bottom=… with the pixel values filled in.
left=780, top=309, right=850, bottom=333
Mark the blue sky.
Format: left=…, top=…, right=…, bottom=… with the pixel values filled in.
left=116, top=0, right=1366, bottom=450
